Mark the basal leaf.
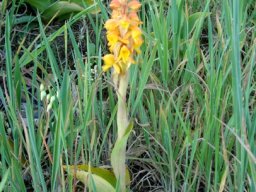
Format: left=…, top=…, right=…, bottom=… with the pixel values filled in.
left=42, top=1, right=84, bottom=20
left=24, top=0, right=52, bottom=12
left=24, top=0, right=100, bottom=21
left=63, top=164, right=116, bottom=187
left=63, top=164, right=130, bottom=191
left=111, top=122, right=133, bottom=189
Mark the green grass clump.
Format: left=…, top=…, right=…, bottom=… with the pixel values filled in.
left=0, top=0, right=255, bottom=191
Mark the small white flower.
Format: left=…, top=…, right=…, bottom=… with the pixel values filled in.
left=46, top=94, right=51, bottom=103
left=50, top=96, right=56, bottom=103
left=40, top=84, right=45, bottom=92
left=7, top=128, right=12, bottom=135
left=47, top=103, right=52, bottom=112
left=40, top=91, right=46, bottom=100
left=57, top=91, right=60, bottom=99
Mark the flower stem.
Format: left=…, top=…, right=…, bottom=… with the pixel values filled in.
left=117, top=73, right=129, bottom=141
left=114, top=72, right=129, bottom=191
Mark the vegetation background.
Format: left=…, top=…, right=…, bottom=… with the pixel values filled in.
left=0, top=0, right=255, bottom=191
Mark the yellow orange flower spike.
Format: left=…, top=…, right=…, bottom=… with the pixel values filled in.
left=102, top=0, right=143, bottom=75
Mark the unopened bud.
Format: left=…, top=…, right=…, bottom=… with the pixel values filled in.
left=47, top=103, right=52, bottom=112
left=46, top=94, right=51, bottom=103
left=7, top=128, right=11, bottom=135
left=40, top=84, right=44, bottom=92
left=57, top=91, right=60, bottom=99
left=40, top=91, right=46, bottom=100
left=50, top=96, right=56, bottom=103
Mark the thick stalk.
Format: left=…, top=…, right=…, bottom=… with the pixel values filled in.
left=115, top=72, right=129, bottom=191
left=117, top=73, right=129, bottom=141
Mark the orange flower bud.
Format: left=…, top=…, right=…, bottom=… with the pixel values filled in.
left=128, top=0, right=141, bottom=10
left=110, top=0, right=122, bottom=9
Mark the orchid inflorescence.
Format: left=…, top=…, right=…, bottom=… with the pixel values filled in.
left=103, top=0, right=143, bottom=75
left=62, top=1, right=143, bottom=191
left=102, top=1, right=143, bottom=191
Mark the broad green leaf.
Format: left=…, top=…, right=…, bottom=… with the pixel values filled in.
left=111, top=122, right=133, bottom=189
left=69, top=0, right=94, bottom=7
left=24, top=0, right=99, bottom=21
left=19, top=3, right=99, bottom=67
left=24, top=0, right=51, bottom=12
left=42, top=1, right=84, bottom=21
left=63, top=165, right=116, bottom=191
left=64, top=165, right=116, bottom=186
left=63, top=163, right=131, bottom=191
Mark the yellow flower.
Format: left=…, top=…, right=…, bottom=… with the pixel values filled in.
left=110, top=0, right=121, bottom=9
left=119, top=46, right=130, bottom=62
left=128, top=0, right=141, bottom=11
left=102, top=54, right=115, bottom=71
left=105, top=19, right=118, bottom=31
left=111, top=10, right=120, bottom=19
left=133, top=37, right=143, bottom=48
left=103, top=54, right=121, bottom=74
left=120, top=19, right=130, bottom=30
left=118, top=35, right=130, bottom=45
left=131, top=27, right=141, bottom=39
left=107, top=33, right=119, bottom=47
left=128, top=12, right=140, bottom=22
left=119, top=18, right=130, bottom=36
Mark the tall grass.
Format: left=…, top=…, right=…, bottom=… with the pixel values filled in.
left=0, top=0, right=255, bottom=191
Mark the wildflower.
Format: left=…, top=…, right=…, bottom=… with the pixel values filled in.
left=103, top=1, right=143, bottom=191
left=119, top=46, right=130, bottom=62
left=40, top=91, right=46, bottom=100
left=46, top=94, right=51, bottom=103
left=103, top=0, right=143, bottom=74
left=102, top=54, right=121, bottom=73
left=50, top=96, right=56, bottom=103
left=128, top=0, right=141, bottom=10
left=47, top=103, right=52, bottom=112
left=40, top=84, right=45, bottom=91
left=57, top=91, right=60, bottom=99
